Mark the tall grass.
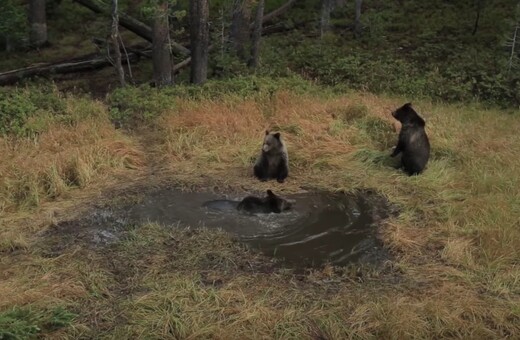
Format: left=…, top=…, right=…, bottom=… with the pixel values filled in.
left=0, top=91, right=144, bottom=252
left=0, top=95, right=143, bottom=213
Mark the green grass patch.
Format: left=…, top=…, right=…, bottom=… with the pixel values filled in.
left=355, top=116, right=396, bottom=150
left=0, top=306, right=76, bottom=339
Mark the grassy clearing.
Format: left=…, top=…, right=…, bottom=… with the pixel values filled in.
left=1, top=80, right=519, bottom=338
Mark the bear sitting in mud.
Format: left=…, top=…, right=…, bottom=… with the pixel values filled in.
left=254, top=131, right=289, bottom=183
left=390, top=102, right=430, bottom=175
left=237, top=190, right=292, bottom=214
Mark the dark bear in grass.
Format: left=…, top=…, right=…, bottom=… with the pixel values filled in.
left=253, top=130, right=289, bottom=183
left=390, top=103, right=430, bottom=175
left=237, top=190, right=292, bottom=214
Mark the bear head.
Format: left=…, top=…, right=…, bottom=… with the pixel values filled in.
left=392, top=103, right=426, bottom=127
left=262, top=130, right=283, bottom=154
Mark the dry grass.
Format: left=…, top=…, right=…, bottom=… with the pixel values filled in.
left=1, top=87, right=519, bottom=339
left=0, top=121, right=142, bottom=209
left=0, top=98, right=144, bottom=252
left=155, top=92, right=398, bottom=193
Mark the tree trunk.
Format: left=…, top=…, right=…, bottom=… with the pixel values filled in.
left=189, top=0, right=209, bottom=84
left=249, top=0, right=264, bottom=68
left=354, top=0, right=363, bottom=39
left=472, top=0, right=482, bottom=36
left=152, top=1, right=172, bottom=87
left=111, top=0, right=125, bottom=86
left=230, top=0, right=253, bottom=61
left=5, top=36, right=13, bottom=53
left=508, top=25, right=519, bottom=73
left=29, top=0, right=48, bottom=48
left=320, top=0, right=333, bottom=38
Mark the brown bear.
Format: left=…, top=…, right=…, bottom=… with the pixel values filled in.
left=390, top=102, right=430, bottom=175
left=237, top=190, right=292, bottom=214
left=253, top=131, right=289, bottom=183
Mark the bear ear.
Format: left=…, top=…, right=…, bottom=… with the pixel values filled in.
left=404, top=102, right=412, bottom=108
left=273, top=132, right=281, bottom=139
left=266, top=189, right=275, bottom=197
left=265, top=130, right=270, bottom=135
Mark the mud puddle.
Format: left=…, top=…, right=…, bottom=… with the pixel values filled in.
left=45, top=189, right=392, bottom=268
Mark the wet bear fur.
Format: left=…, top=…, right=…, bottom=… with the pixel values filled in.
left=391, top=102, right=430, bottom=175
left=237, top=190, right=292, bottom=214
left=254, top=130, right=289, bottom=183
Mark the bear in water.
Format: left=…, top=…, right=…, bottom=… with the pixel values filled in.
left=254, top=131, right=289, bottom=183
left=390, top=102, right=430, bottom=175
left=237, top=190, right=292, bottom=214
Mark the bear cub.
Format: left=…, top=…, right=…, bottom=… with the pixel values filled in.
left=237, top=190, right=292, bottom=214
left=254, top=130, right=289, bottom=183
left=390, top=102, right=430, bottom=175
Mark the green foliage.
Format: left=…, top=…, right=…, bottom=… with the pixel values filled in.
left=0, top=306, right=76, bottom=339
left=171, top=75, right=318, bottom=99
left=46, top=307, right=77, bottom=330
left=0, top=85, right=68, bottom=137
left=140, top=0, right=180, bottom=18
left=108, top=76, right=322, bottom=124
left=248, top=0, right=520, bottom=107
left=0, top=0, right=28, bottom=48
left=210, top=52, right=250, bottom=79
left=260, top=32, right=520, bottom=107
left=108, top=85, right=176, bottom=124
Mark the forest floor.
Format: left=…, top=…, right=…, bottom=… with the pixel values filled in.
left=1, top=82, right=519, bottom=339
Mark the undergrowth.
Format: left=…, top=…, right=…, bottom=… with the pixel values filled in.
left=260, top=33, right=520, bottom=107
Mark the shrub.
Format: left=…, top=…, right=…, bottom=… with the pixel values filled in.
left=0, top=85, right=67, bottom=136
left=108, top=85, right=176, bottom=124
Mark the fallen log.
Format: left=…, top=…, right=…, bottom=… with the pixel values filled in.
left=0, top=48, right=150, bottom=86
left=261, top=20, right=310, bottom=36
left=173, top=57, right=191, bottom=74
left=72, top=0, right=190, bottom=56
left=251, top=0, right=297, bottom=29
